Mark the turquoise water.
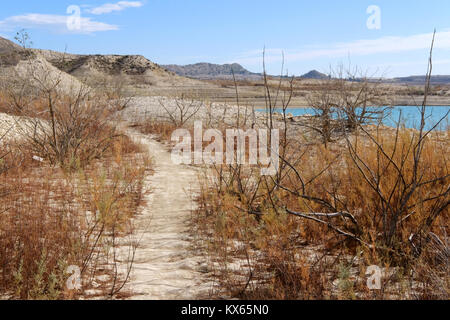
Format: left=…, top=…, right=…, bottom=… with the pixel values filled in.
left=257, top=106, right=450, bottom=131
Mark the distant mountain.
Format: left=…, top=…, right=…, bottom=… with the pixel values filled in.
left=300, top=70, right=329, bottom=80
left=162, top=62, right=262, bottom=80
left=298, top=70, right=450, bottom=84
left=392, top=75, right=450, bottom=85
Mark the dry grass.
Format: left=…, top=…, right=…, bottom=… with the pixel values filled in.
left=0, top=133, right=150, bottom=300
left=135, top=120, right=179, bottom=143
left=190, top=123, right=448, bottom=300
left=0, top=76, right=152, bottom=300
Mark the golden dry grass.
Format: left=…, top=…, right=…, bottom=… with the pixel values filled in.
left=190, top=125, right=449, bottom=300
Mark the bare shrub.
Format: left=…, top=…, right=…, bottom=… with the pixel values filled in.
left=304, top=65, right=391, bottom=146
left=305, top=80, right=341, bottom=146
left=1, top=56, right=119, bottom=169
left=88, top=74, right=133, bottom=110
left=19, top=88, right=118, bottom=170
left=332, top=65, right=390, bottom=131
left=159, top=93, right=203, bottom=127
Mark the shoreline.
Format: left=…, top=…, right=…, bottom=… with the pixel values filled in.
left=255, top=104, right=450, bottom=110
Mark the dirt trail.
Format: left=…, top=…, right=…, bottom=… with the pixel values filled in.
left=124, top=129, right=211, bottom=300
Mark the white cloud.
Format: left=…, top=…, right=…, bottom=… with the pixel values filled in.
left=87, top=1, right=143, bottom=15
left=235, top=31, right=450, bottom=65
left=0, top=13, right=118, bottom=34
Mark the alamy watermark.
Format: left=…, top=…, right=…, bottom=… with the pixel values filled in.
left=66, top=265, right=82, bottom=290
left=367, top=5, right=381, bottom=30
left=366, top=265, right=382, bottom=290
left=171, top=122, right=280, bottom=176
left=66, top=5, right=82, bottom=31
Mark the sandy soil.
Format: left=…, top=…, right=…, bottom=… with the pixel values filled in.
left=123, top=129, right=212, bottom=300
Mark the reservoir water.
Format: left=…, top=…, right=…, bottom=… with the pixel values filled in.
left=257, top=106, right=450, bottom=131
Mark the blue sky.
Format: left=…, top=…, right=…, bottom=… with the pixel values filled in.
left=1, top=1, right=450, bottom=77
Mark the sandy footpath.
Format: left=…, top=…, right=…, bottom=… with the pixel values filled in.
left=123, top=129, right=212, bottom=300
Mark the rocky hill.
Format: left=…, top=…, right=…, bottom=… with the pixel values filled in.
left=163, top=62, right=262, bottom=80
left=0, top=36, right=31, bottom=67
left=300, top=70, right=329, bottom=80
left=38, top=51, right=163, bottom=76
left=35, top=49, right=198, bottom=87
left=0, top=36, right=22, bottom=54
left=0, top=37, right=84, bottom=95
left=0, top=36, right=203, bottom=94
